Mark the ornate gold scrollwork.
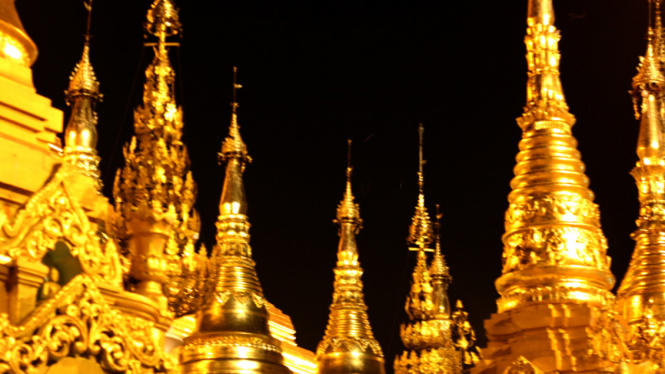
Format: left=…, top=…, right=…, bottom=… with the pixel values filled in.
left=0, top=166, right=121, bottom=286
left=0, top=274, right=171, bottom=373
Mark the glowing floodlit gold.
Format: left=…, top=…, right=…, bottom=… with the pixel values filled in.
left=0, top=0, right=37, bottom=66
left=395, top=128, right=462, bottom=374
left=112, top=0, right=197, bottom=310
left=316, top=140, right=385, bottom=374
left=180, top=67, right=291, bottom=374
left=617, top=1, right=665, bottom=368
left=496, top=0, right=614, bottom=312
left=63, top=1, right=103, bottom=190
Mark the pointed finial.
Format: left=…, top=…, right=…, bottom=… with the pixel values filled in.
left=430, top=204, right=450, bottom=280
left=84, top=0, right=93, bottom=45
left=220, top=67, right=250, bottom=162
left=65, top=0, right=101, bottom=105
left=336, top=140, right=361, bottom=226
left=418, top=123, right=425, bottom=193
left=145, top=0, right=181, bottom=41
left=408, top=123, right=433, bottom=250
left=232, top=66, right=242, bottom=114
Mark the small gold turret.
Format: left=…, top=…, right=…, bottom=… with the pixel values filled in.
left=112, top=0, right=197, bottom=310
left=180, top=68, right=291, bottom=374
left=316, top=140, right=385, bottom=374
left=429, top=206, right=451, bottom=320
left=618, top=0, right=665, bottom=363
left=63, top=0, right=103, bottom=189
left=395, top=126, right=461, bottom=374
left=497, top=0, right=614, bottom=312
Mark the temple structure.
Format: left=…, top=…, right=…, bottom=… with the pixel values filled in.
left=472, top=0, right=619, bottom=372
left=316, top=146, right=385, bottom=374
left=4, top=0, right=665, bottom=373
left=616, top=1, right=665, bottom=372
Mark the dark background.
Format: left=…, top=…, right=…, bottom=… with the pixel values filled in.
left=16, top=0, right=647, bottom=371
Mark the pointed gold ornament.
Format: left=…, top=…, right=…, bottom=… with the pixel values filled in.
left=63, top=0, right=103, bottom=190
left=316, top=140, right=385, bottom=374
left=112, top=0, right=197, bottom=310
left=180, top=67, right=291, bottom=374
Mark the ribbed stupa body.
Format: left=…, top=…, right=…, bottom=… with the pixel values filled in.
left=316, top=168, right=385, bottom=374
left=180, top=98, right=290, bottom=374
left=496, top=0, right=614, bottom=312
left=618, top=21, right=665, bottom=332
left=472, top=1, right=619, bottom=373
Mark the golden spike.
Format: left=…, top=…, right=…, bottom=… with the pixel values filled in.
left=220, top=67, right=250, bottom=164
left=336, top=139, right=360, bottom=224
left=113, top=0, right=197, bottom=311
left=317, top=143, right=385, bottom=374
left=180, top=70, right=290, bottom=374
left=429, top=204, right=451, bottom=319
left=655, top=0, right=664, bottom=65
left=496, top=0, right=614, bottom=313
left=407, top=123, right=434, bottom=251
left=617, top=1, right=665, bottom=338
left=63, top=0, right=103, bottom=189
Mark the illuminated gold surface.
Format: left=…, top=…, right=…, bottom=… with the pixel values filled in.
left=0, top=0, right=36, bottom=66
left=63, top=22, right=103, bottom=190
left=617, top=3, right=665, bottom=371
left=497, top=0, right=614, bottom=312
left=111, top=0, right=197, bottom=310
left=316, top=159, right=385, bottom=374
left=473, top=1, right=621, bottom=373
left=180, top=68, right=291, bottom=374
left=395, top=128, right=462, bottom=374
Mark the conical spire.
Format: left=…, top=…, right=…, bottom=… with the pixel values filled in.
left=618, top=0, right=665, bottom=333
left=180, top=68, right=290, bottom=374
left=429, top=206, right=451, bottom=319
left=316, top=141, right=385, bottom=374
left=407, top=124, right=434, bottom=250
left=63, top=0, right=103, bottom=189
left=496, top=0, right=614, bottom=313
left=112, top=0, right=197, bottom=310
left=394, top=127, right=461, bottom=374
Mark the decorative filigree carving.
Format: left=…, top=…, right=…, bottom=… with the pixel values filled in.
left=317, top=336, right=383, bottom=356
left=505, top=194, right=600, bottom=230
left=0, top=166, right=121, bottom=286
left=503, top=356, right=542, bottom=374
left=184, top=335, right=281, bottom=353
left=0, top=274, right=171, bottom=373
left=502, top=227, right=610, bottom=274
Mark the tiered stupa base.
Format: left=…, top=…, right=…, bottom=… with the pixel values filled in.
left=472, top=304, right=615, bottom=374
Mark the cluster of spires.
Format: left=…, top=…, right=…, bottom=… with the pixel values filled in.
left=54, top=0, right=665, bottom=372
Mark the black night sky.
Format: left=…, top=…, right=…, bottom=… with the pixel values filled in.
left=16, top=0, right=648, bottom=371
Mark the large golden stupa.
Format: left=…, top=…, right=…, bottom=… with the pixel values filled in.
left=1, top=0, right=664, bottom=373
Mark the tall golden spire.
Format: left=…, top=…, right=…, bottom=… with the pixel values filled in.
left=316, top=140, right=385, bottom=374
left=618, top=0, right=665, bottom=356
left=473, top=2, right=619, bottom=372
left=394, top=127, right=461, bottom=374
left=63, top=0, right=103, bottom=189
left=497, top=0, right=614, bottom=312
left=180, top=68, right=290, bottom=374
left=112, top=0, right=197, bottom=310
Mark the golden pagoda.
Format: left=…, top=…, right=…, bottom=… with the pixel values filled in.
left=394, top=125, right=468, bottom=374
left=472, top=0, right=620, bottom=372
left=617, top=1, right=665, bottom=371
left=179, top=67, right=293, bottom=374
left=316, top=142, right=385, bottom=374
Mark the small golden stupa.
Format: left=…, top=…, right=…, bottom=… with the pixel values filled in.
left=316, top=142, right=385, bottom=374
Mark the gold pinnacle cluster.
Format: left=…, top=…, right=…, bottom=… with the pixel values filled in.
left=0, top=0, right=665, bottom=373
